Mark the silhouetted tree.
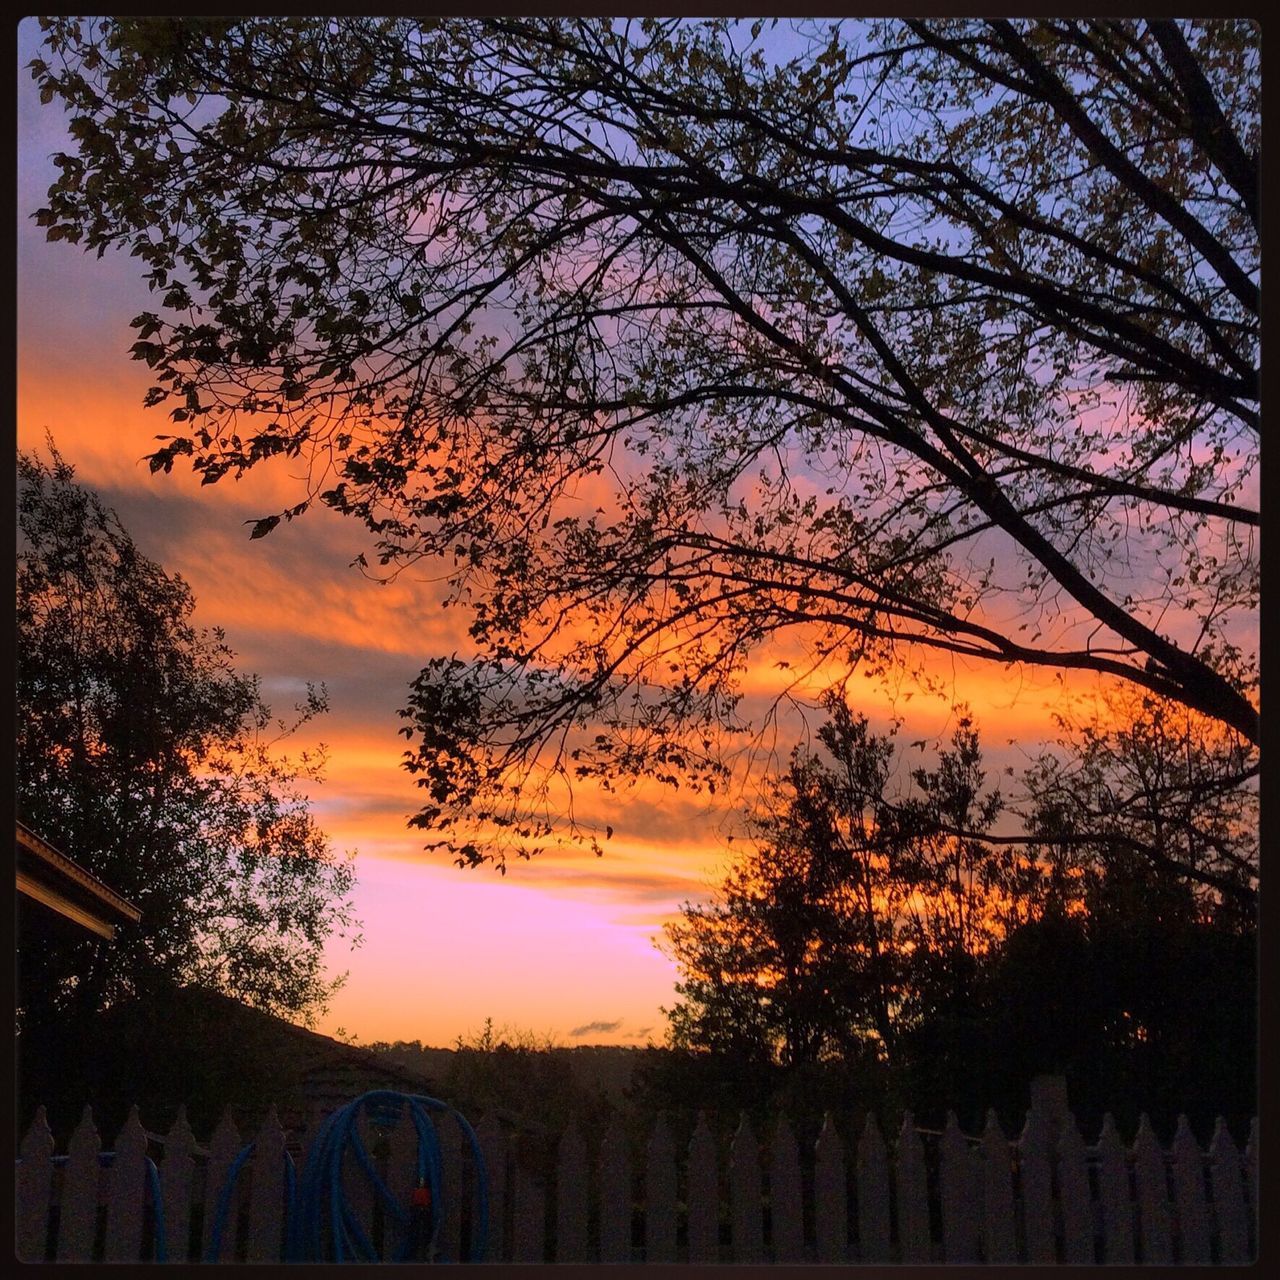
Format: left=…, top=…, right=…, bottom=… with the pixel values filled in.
left=661, top=699, right=1006, bottom=1070
left=29, top=18, right=1258, bottom=868
left=661, top=694, right=1256, bottom=1131
left=17, top=445, right=359, bottom=1026
left=980, top=899, right=1256, bottom=1141
left=1023, top=686, right=1257, bottom=916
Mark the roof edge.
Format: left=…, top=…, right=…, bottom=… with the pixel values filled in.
left=16, top=821, right=143, bottom=924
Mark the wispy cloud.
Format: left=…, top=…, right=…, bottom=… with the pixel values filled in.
left=569, top=1019, right=623, bottom=1038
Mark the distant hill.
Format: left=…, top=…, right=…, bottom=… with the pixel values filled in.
left=356, top=1039, right=655, bottom=1141
left=368, top=1041, right=644, bottom=1104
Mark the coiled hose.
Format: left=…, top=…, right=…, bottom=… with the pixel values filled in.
left=206, top=1089, right=488, bottom=1263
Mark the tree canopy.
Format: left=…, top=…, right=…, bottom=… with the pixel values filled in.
left=1022, top=685, right=1257, bottom=917
left=30, top=17, right=1259, bottom=866
left=664, top=700, right=1014, bottom=1071
left=660, top=698, right=1256, bottom=1132
left=16, top=446, right=359, bottom=1025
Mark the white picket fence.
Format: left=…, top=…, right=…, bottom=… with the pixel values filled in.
left=15, top=1096, right=1258, bottom=1263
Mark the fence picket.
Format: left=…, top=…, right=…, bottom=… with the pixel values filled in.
left=1209, top=1118, right=1249, bottom=1263
left=24, top=1091, right=1260, bottom=1265
left=16, top=1106, right=55, bottom=1262
left=1172, top=1114, right=1211, bottom=1263
left=979, top=1110, right=1016, bottom=1263
left=856, top=1113, right=891, bottom=1262
left=1057, top=1111, right=1094, bottom=1263
left=813, top=1114, right=847, bottom=1263
left=1017, top=1107, right=1055, bottom=1264
left=599, top=1114, right=633, bottom=1261
left=968, top=1138, right=986, bottom=1259
left=895, top=1112, right=930, bottom=1263
left=729, top=1113, right=763, bottom=1262
left=291, top=1114, right=324, bottom=1261
left=158, top=1108, right=197, bottom=1263
left=1133, top=1114, right=1173, bottom=1263
left=511, top=1138, right=545, bottom=1263
left=687, top=1112, right=719, bottom=1263
left=554, top=1121, right=588, bottom=1262
left=245, top=1107, right=287, bottom=1263
left=202, top=1108, right=242, bottom=1262
left=1096, top=1113, right=1134, bottom=1262
left=769, top=1113, right=803, bottom=1262
left=1245, top=1117, right=1259, bottom=1259
left=644, top=1115, right=677, bottom=1262
left=104, top=1105, right=149, bottom=1261
left=56, top=1106, right=101, bottom=1262
left=941, top=1112, right=978, bottom=1262
left=434, top=1109, right=464, bottom=1261
left=474, top=1115, right=507, bottom=1263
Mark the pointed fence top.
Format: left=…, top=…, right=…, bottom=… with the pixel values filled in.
left=1019, top=1104, right=1049, bottom=1147
left=116, top=1105, right=148, bottom=1150
left=167, top=1105, right=196, bottom=1143
left=1173, top=1114, right=1197, bottom=1146
left=689, top=1111, right=716, bottom=1157
left=898, top=1110, right=923, bottom=1151
left=1098, top=1112, right=1122, bottom=1145
left=208, top=1105, right=242, bottom=1152
left=859, top=1111, right=886, bottom=1152
left=1209, top=1116, right=1232, bottom=1151
left=68, top=1105, right=101, bottom=1152
left=942, top=1111, right=966, bottom=1144
left=816, top=1112, right=843, bottom=1161
left=20, top=1106, right=55, bottom=1159
left=474, top=1111, right=503, bottom=1142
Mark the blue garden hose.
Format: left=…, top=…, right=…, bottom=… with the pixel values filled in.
left=21, top=1090, right=485, bottom=1263
left=206, top=1090, right=488, bottom=1263
left=16, top=1151, right=167, bottom=1261
left=145, top=1156, right=167, bottom=1261
left=204, top=1138, right=297, bottom=1261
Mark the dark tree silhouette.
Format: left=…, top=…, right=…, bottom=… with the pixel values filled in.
left=17, top=445, right=359, bottom=1025
left=1022, top=686, right=1258, bottom=913
left=662, top=700, right=1007, bottom=1070
left=660, top=697, right=1256, bottom=1134
left=29, top=18, right=1258, bottom=865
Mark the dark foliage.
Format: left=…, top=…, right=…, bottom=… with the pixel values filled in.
left=16, top=446, right=358, bottom=1029
left=28, top=18, right=1258, bottom=868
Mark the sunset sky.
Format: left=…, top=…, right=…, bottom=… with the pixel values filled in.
left=14, top=21, right=1206, bottom=1051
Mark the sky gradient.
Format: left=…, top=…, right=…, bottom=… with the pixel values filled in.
left=14, top=21, right=1155, bottom=1049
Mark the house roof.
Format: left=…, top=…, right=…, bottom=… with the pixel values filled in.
left=36, top=982, right=447, bottom=1145
left=172, top=986, right=445, bottom=1135
left=15, top=821, right=142, bottom=940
